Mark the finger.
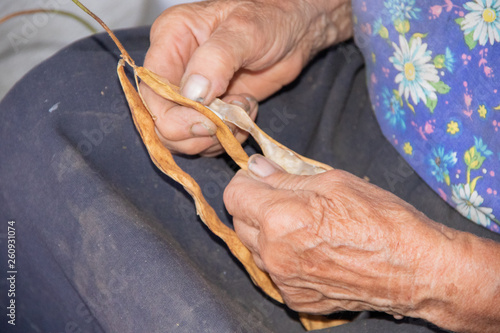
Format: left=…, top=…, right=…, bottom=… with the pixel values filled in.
left=232, top=217, right=266, bottom=271
left=218, top=95, right=247, bottom=137
left=223, top=170, right=279, bottom=228
left=147, top=102, right=219, bottom=156
left=198, top=94, right=259, bottom=156
left=247, top=154, right=313, bottom=190
left=220, top=93, right=258, bottom=137
left=156, top=134, right=220, bottom=156
left=179, top=22, right=252, bottom=104
left=225, top=60, right=304, bottom=99
left=146, top=4, right=210, bottom=86
left=252, top=253, right=266, bottom=272
left=224, top=169, right=314, bottom=239
left=152, top=103, right=216, bottom=139
left=178, top=2, right=294, bottom=104
left=153, top=94, right=257, bottom=155
left=221, top=93, right=259, bottom=120
left=233, top=217, right=259, bottom=254
left=141, top=45, right=220, bottom=155
left=198, top=143, right=225, bottom=157
left=141, top=4, right=221, bottom=153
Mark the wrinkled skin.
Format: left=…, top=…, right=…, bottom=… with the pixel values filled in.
left=142, top=0, right=352, bottom=156
left=143, top=1, right=500, bottom=332
left=225, top=161, right=443, bottom=317
left=224, top=155, right=500, bottom=332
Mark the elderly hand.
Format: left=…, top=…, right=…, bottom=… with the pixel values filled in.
left=224, top=155, right=500, bottom=333
left=141, top=0, right=352, bottom=156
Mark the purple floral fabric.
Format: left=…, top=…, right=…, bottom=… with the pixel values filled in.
left=352, top=0, right=500, bottom=233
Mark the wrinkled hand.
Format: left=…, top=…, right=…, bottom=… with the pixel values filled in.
left=224, top=155, right=458, bottom=319
left=141, top=0, right=352, bottom=156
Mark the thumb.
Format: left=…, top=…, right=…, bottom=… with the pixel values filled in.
left=179, top=23, right=253, bottom=104
left=247, top=154, right=308, bottom=190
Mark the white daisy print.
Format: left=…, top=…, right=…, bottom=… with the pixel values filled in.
left=452, top=183, right=495, bottom=227
left=389, top=35, right=439, bottom=105
left=461, top=0, right=500, bottom=46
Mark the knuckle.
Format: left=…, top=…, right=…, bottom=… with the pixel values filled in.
left=180, top=140, right=214, bottom=155
left=223, top=176, right=243, bottom=215
left=280, top=287, right=324, bottom=313
left=252, top=254, right=266, bottom=272
left=323, top=168, right=350, bottom=184
left=233, top=129, right=250, bottom=145
left=222, top=183, right=236, bottom=208
left=305, top=192, right=331, bottom=233
left=155, top=113, right=189, bottom=142
left=259, top=248, right=285, bottom=277
left=282, top=296, right=301, bottom=312
left=155, top=124, right=184, bottom=142
left=199, top=146, right=224, bottom=157
left=150, top=8, right=183, bottom=41
left=262, top=191, right=320, bottom=232
left=260, top=199, right=288, bottom=235
left=160, top=137, right=216, bottom=156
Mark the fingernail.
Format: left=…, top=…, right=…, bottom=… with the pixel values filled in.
left=190, top=122, right=215, bottom=136
left=245, top=95, right=257, bottom=104
left=229, top=100, right=250, bottom=114
left=181, top=74, right=210, bottom=102
left=244, top=95, right=258, bottom=115
left=248, top=154, right=278, bottom=178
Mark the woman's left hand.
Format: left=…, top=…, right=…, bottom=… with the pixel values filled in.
left=224, top=155, right=450, bottom=317
left=224, top=155, right=500, bottom=333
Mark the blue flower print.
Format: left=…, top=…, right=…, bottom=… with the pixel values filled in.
left=444, top=47, right=455, bottom=73
left=384, top=0, right=421, bottom=22
left=429, top=146, right=457, bottom=184
left=373, top=18, right=384, bottom=36
left=354, top=0, right=500, bottom=234
left=474, top=136, right=494, bottom=156
left=382, top=87, right=406, bottom=130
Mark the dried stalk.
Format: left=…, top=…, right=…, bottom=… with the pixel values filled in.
left=0, top=9, right=96, bottom=34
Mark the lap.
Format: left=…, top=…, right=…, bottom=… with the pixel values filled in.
left=0, top=27, right=497, bottom=333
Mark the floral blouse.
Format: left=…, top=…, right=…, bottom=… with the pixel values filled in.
left=352, top=0, right=500, bottom=233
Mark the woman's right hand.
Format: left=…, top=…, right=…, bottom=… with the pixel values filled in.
left=141, top=0, right=352, bottom=156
